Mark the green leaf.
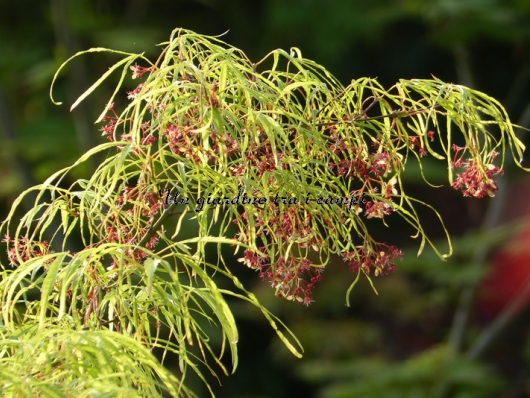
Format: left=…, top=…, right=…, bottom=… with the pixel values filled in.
left=39, top=254, right=66, bottom=328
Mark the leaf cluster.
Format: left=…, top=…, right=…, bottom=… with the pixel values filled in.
left=0, top=28, right=526, bottom=396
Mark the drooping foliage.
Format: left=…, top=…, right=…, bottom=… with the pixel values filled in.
left=0, top=29, right=526, bottom=396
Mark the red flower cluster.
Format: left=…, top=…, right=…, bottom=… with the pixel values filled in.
left=104, top=187, right=163, bottom=270
left=329, top=145, right=397, bottom=181
left=237, top=248, right=323, bottom=306
left=364, top=200, right=393, bottom=219
left=129, top=63, right=152, bottom=80
left=342, top=243, right=403, bottom=276
left=451, top=159, right=503, bottom=198
left=451, top=147, right=503, bottom=198
left=99, top=115, right=116, bottom=141
left=211, top=130, right=239, bottom=158
left=3, top=235, right=54, bottom=267
left=95, top=62, right=447, bottom=305
left=235, top=203, right=324, bottom=304
left=162, top=124, right=203, bottom=163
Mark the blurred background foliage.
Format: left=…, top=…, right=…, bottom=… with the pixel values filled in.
left=1, top=0, right=530, bottom=397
